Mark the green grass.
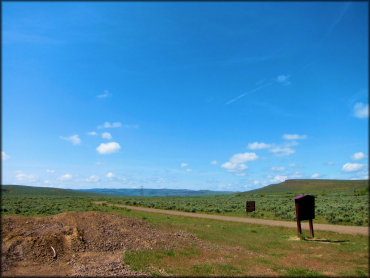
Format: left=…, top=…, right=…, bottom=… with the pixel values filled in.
left=284, top=267, right=325, bottom=277
left=2, top=181, right=369, bottom=226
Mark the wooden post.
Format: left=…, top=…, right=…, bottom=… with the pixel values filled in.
left=295, top=202, right=301, bottom=235
left=308, top=219, right=314, bottom=238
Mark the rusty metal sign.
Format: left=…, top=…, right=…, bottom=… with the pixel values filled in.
left=292, top=195, right=315, bottom=237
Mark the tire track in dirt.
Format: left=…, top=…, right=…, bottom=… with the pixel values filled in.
left=96, top=202, right=368, bottom=236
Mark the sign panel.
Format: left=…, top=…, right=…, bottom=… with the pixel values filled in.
left=246, top=201, right=255, bottom=213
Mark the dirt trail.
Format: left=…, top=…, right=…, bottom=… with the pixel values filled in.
left=1, top=211, right=199, bottom=276
left=98, top=202, right=368, bottom=236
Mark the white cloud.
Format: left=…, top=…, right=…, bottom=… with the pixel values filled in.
left=102, top=132, right=112, bottom=140
left=269, top=147, right=295, bottom=156
left=276, top=74, right=291, bottom=86
left=328, top=161, right=335, bottom=165
left=96, top=142, right=121, bottom=154
left=98, top=122, right=122, bottom=129
left=60, top=134, right=81, bottom=145
left=180, top=163, right=188, bottom=168
left=106, top=172, right=115, bottom=178
left=96, top=90, right=111, bottom=98
left=353, top=102, right=369, bottom=118
left=253, top=180, right=261, bottom=185
left=2, top=151, right=10, bottom=160
left=186, top=169, right=192, bottom=172
left=248, top=142, right=271, bottom=150
left=16, top=172, right=37, bottom=182
left=271, top=167, right=285, bottom=171
left=59, top=174, right=72, bottom=181
left=283, top=134, right=307, bottom=140
left=352, top=152, right=366, bottom=161
left=44, top=180, right=50, bottom=184
left=221, top=161, right=248, bottom=172
left=86, top=175, right=100, bottom=182
left=342, top=163, right=364, bottom=172
left=230, top=152, right=258, bottom=163
left=221, top=152, right=257, bottom=174
left=289, top=163, right=296, bottom=167
left=46, top=169, right=55, bottom=173
left=311, top=173, right=321, bottom=178
left=272, top=175, right=288, bottom=183
left=210, top=160, right=218, bottom=165
left=88, top=131, right=97, bottom=136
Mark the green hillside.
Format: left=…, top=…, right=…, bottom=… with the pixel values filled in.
left=246, top=179, right=369, bottom=194
left=1, top=185, right=104, bottom=197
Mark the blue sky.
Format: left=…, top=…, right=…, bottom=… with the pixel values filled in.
left=2, top=2, right=368, bottom=191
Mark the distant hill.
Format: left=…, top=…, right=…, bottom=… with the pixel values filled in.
left=246, top=179, right=369, bottom=194
left=2, top=185, right=235, bottom=198
left=77, top=188, right=236, bottom=197
left=2, top=185, right=104, bottom=197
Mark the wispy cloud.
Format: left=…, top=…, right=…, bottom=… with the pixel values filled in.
left=283, top=134, right=307, bottom=140
left=86, top=175, right=100, bottom=182
left=96, top=90, right=111, bottom=98
left=106, top=172, right=115, bottom=178
left=60, top=134, right=81, bottom=145
left=122, top=124, right=139, bottom=129
left=98, top=122, right=122, bottom=129
left=352, top=152, right=366, bottom=161
left=58, top=174, right=72, bottom=181
left=87, top=131, right=97, bottom=136
left=16, top=171, right=37, bottom=182
left=2, top=151, right=10, bottom=160
left=180, top=163, right=188, bottom=168
left=46, top=169, right=55, bottom=173
left=271, top=167, right=285, bottom=171
left=327, top=2, right=352, bottom=35
left=276, top=74, right=291, bottom=86
left=210, top=160, right=218, bottom=165
left=269, top=147, right=295, bottom=157
left=289, top=171, right=304, bottom=179
left=226, top=82, right=273, bottom=105
left=353, top=102, right=369, bottom=118
left=271, top=175, right=287, bottom=183
left=102, top=132, right=112, bottom=140
left=311, top=173, right=321, bottom=178
left=248, top=142, right=271, bottom=150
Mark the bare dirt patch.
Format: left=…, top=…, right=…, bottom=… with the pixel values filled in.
left=1, top=211, right=199, bottom=276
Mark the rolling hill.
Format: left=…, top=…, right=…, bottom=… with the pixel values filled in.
left=77, top=188, right=236, bottom=197
left=1, top=185, right=104, bottom=197
left=246, top=179, right=369, bottom=194
left=2, top=185, right=235, bottom=198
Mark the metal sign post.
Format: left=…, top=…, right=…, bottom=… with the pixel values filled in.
left=292, top=195, right=315, bottom=238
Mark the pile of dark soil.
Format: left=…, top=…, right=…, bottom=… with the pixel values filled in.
left=1, top=211, right=197, bottom=276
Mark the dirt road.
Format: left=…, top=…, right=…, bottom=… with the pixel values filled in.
left=98, top=202, right=368, bottom=236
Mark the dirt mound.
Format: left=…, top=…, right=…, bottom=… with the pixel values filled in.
left=1, top=211, right=197, bottom=276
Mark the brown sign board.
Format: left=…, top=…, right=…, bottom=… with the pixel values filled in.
left=246, top=201, right=255, bottom=213
left=292, top=194, right=315, bottom=237
left=293, top=195, right=315, bottom=220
